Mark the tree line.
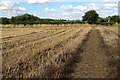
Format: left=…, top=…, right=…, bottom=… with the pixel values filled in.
left=0, top=14, right=85, bottom=25
left=82, top=10, right=120, bottom=25
left=0, top=10, right=120, bottom=25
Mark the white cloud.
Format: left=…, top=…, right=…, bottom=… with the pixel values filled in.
left=72, top=11, right=82, bottom=14
left=0, top=1, right=19, bottom=7
left=60, top=5, right=87, bottom=11
left=97, top=9, right=117, bottom=17
left=74, top=5, right=87, bottom=11
left=60, top=5, right=73, bottom=10
left=0, top=1, right=26, bottom=16
left=13, top=7, right=26, bottom=11
left=28, top=0, right=49, bottom=4
left=103, top=3, right=118, bottom=10
left=60, top=3, right=118, bottom=19
left=62, top=12, right=69, bottom=16
left=0, top=6, right=8, bottom=10
left=59, top=3, right=118, bottom=19
left=88, top=3, right=117, bottom=11
left=87, top=3, right=118, bottom=17
left=45, top=8, right=56, bottom=12
left=62, top=11, right=82, bottom=17
left=104, top=0, right=118, bottom=2
left=88, top=3, right=100, bottom=10
left=104, top=0, right=112, bottom=1
left=0, top=1, right=26, bottom=11
left=104, top=3, right=117, bottom=7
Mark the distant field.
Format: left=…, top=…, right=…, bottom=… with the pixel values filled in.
left=1, top=24, right=119, bottom=78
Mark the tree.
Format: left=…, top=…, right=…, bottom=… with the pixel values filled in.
left=109, top=15, right=120, bottom=23
left=1, top=17, right=9, bottom=24
left=82, top=10, right=99, bottom=24
left=10, top=13, right=40, bottom=24
left=97, top=17, right=106, bottom=23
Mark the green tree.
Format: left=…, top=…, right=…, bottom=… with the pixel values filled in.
left=97, top=17, right=106, bottom=23
left=82, top=10, right=99, bottom=24
left=1, top=17, right=9, bottom=24
left=109, top=15, right=120, bottom=23
left=10, top=13, right=40, bottom=24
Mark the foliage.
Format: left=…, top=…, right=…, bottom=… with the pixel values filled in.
left=9, top=13, right=40, bottom=25
left=0, top=14, right=84, bottom=25
left=97, top=17, right=107, bottom=23
left=0, top=17, right=10, bottom=24
left=96, top=22, right=115, bottom=26
left=0, top=12, right=119, bottom=25
left=82, top=10, right=99, bottom=24
left=109, top=15, right=120, bottom=23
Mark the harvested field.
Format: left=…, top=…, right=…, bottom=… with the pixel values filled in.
left=1, top=24, right=119, bottom=78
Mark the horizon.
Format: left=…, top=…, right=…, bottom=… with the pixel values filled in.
left=0, top=0, right=119, bottom=20
left=0, top=12, right=119, bottom=21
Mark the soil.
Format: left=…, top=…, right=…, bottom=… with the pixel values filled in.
left=2, top=27, right=118, bottom=78
left=63, top=28, right=117, bottom=78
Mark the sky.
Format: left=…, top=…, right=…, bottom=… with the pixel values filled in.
left=0, top=0, right=119, bottom=20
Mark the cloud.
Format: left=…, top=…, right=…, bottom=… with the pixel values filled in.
left=87, top=3, right=118, bottom=17
left=104, top=0, right=118, bottom=2
left=28, top=0, right=49, bottom=4
left=0, top=1, right=19, bottom=10
left=0, top=1, right=26, bottom=16
left=0, top=6, right=8, bottom=10
left=97, top=9, right=117, bottom=17
left=87, top=3, right=118, bottom=11
left=62, top=12, right=69, bottom=16
left=0, top=1, right=26, bottom=11
left=104, top=0, right=112, bottom=1
left=88, top=3, right=100, bottom=10
left=104, top=3, right=117, bottom=7
left=13, top=6, right=26, bottom=11
left=60, top=5, right=87, bottom=11
left=60, top=5, right=73, bottom=11
left=60, top=3, right=118, bottom=19
left=62, top=11, right=83, bottom=17
left=74, top=5, right=87, bottom=11
left=72, top=11, right=82, bottom=14
left=45, top=8, right=56, bottom=12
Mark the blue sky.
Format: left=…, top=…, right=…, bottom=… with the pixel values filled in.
left=0, top=0, right=119, bottom=20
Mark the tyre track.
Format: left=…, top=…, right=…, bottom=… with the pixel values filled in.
left=62, top=28, right=115, bottom=78
left=98, top=27, right=119, bottom=78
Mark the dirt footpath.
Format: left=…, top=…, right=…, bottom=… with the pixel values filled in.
left=65, top=28, right=116, bottom=78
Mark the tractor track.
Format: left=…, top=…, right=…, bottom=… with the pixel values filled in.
left=61, top=28, right=118, bottom=78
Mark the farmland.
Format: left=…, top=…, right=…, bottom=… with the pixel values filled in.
left=1, top=24, right=119, bottom=78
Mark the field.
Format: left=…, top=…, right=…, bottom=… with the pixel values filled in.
left=1, top=24, right=119, bottom=78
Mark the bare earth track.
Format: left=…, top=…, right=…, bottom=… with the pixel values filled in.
left=63, top=28, right=117, bottom=78
left=1, top=25, right=119, bottom=78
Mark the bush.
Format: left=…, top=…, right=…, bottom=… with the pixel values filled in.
left=96, top=22, right=115, bottom=26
